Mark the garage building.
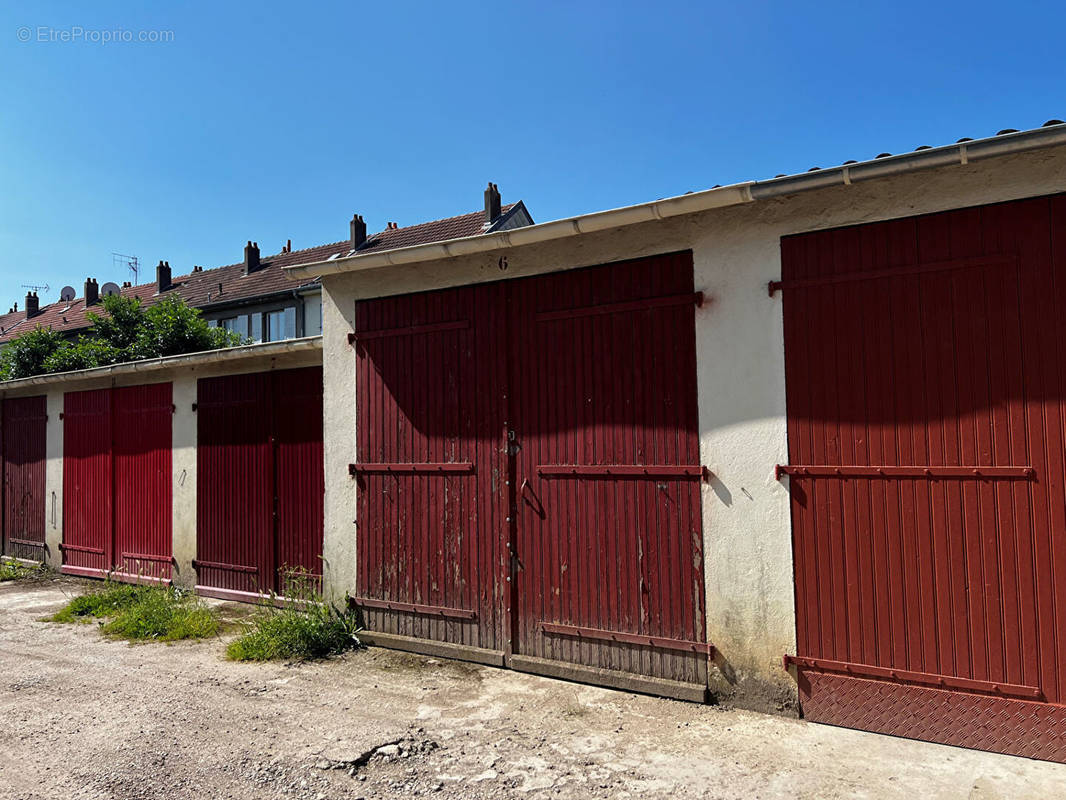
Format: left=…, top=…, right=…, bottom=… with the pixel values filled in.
left=285, top=123, right=1066, bottom=762
left=4, top=122, right=1066, bottom=764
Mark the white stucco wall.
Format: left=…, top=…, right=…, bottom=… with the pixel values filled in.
left=318, top=144, right=1066, bottom=706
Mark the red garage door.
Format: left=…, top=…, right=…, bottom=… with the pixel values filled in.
left=2, top=396, right=47, bottom=561
left=780, top=194, right=1066, bottom=762
left=353, top=252, right=709, bottom=697
left=195, top=367, right=323, bottom=600
left=352, top=284, right=508, bottom=654
left=61, top=384, right=173, bottom=581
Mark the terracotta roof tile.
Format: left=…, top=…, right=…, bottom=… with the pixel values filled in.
left=358, top=206, right=511, bottom=253
left=0, top=206, right=509, bottom=344
left=0, top=308, right=31, bottom=340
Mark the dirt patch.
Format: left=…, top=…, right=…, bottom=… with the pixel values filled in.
left=1, top=579, right=1065, bottom=799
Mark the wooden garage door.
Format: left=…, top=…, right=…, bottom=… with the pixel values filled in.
left=61, top=384, right=173, bottom=581
left=781, top=194, right=1066, bottom=762
left=351, top=283, right=508, bottom=654
left=2, top=396, right=47, bottom=561
left=510, top=252, right=709, bottom=692
left=195, top=367, right=324, bottom=600
left=353, top=252, right=709, bottom=697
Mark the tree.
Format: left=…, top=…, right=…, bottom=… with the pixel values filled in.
left=0, top=327, right=68, bottom=380
left=135, top=296, right=241, bottom=358
left=0, top=294, right=246, bottom=381
left=86, top=295, right=142, bottom=353
left=41, top=338, right=123, bottom=374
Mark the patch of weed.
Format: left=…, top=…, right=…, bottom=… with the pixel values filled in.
left=49, top=582, right=219, bottom=641
left=102, top=586, right=219, bottom=641
left=0, top=559, right=51, bottom=582
left=49, top=582, right=146, bottom=623
left=226, top=570, right=360, bottom=662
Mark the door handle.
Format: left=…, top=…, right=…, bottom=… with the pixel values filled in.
left=520, top=478, right=545, bottom=518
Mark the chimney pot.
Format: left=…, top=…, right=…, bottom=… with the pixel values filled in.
left=244, top=241, right=261, bottom=274
left=25, top=291, right=39, bottom=319
left=84, top=278, right=99, bottom=306
left=350, top=214, right=367, bottom=249
left=485, top=181, right=501, bottom=222
left=157, top=259, right=172, bottom=292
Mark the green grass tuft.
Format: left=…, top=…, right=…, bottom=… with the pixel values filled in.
left=226, top=571, right=360, bottom=662
left=50, top=582, right=219, bottom=641
left=102, top=586, right=219, bottom=641
left=49, top=582, right=146, bottom=622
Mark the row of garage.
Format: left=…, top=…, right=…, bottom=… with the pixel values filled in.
left=3, top=149, right=1066, bottom=763
left=0, top=366, right=324, bottom=599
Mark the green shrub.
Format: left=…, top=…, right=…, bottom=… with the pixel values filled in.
left=226, top=572, right=360, bottom=662
left=50, top=582, right=219, bottom=641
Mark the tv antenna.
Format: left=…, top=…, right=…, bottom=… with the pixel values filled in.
left=112, top=252, right=139, bottom=284
left=21, top=283, right=50, bottom=294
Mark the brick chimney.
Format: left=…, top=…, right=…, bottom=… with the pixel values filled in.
left=350, top=214, right=367, bottom=250
left=24, top=291, right=39, bottom=319
left=157, top=260, right=172, bottom=292
left=244, top=241, right=261, bottom=274
left=484, top=182, right=501, bottom=222
left=84, top=278, right=99, bottom=306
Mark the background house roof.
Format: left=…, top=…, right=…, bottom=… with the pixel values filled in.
left=0, top=202, right=530, bottom=344
left=358, top=205, right=517, bottom=253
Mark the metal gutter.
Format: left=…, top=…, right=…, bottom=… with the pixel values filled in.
left=284, top=123, right=1066, bottom=280
left=0, top=336, right=322, bottom=391
left=198, top=283, right=321, bottom=312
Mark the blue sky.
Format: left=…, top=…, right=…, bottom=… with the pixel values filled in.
left=0, top=1, right=1061, bottom=302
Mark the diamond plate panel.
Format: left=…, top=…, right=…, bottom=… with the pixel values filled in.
left=798, top=669, right=1066, bottom=763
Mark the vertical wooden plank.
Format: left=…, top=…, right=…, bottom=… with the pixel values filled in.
left=946, top=208, right=991, bottom=682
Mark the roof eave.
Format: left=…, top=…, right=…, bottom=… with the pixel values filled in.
left=284, top=183, right=754, bottom=279
left=0, top=337, right=322, bottom=390
left=284, top=123, right=1066, bottom=281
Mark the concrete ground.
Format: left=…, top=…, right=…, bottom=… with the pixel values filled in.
left=1, top=578, right=1064, bottom=800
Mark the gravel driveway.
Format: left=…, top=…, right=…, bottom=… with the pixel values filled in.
left=1, top=577, right=1064, bottom=800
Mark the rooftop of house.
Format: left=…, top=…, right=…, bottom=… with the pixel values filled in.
left=0, top=188, right=530, bottom=344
